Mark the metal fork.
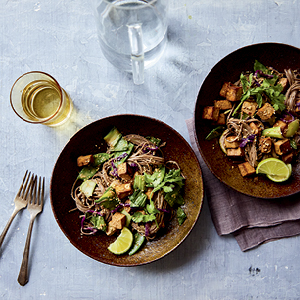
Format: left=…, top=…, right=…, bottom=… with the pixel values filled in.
left=18, top=175, right=45, bottom=286
left=0, top=170, right=34, bottom=250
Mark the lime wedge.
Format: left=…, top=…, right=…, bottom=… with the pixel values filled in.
left=256, top=158, right=291, bottom=182
left=108, top=227, right=133, bottom=255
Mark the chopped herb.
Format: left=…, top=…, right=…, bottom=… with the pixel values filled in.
left=131, top=211, right=156, bottom=223
left=146, top=136, right=161, bottom=146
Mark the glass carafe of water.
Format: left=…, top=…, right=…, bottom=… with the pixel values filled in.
left=90, top=0, right=168, bottom=84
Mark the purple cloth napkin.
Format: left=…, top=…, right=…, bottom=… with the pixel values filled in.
left=186, top=118, right=300, bottom=251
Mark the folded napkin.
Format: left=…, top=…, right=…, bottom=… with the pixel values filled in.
left=186, top=118, right=300, bottom=251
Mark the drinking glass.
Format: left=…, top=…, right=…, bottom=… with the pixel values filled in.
left=10, top=72, right=73, bottom=127
left=91, top=0, right=168, bottom=84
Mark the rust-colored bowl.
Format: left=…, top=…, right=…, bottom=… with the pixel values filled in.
left=194, top=42, right=300, bottom=199
left=50, top=114, right=204, bottom=266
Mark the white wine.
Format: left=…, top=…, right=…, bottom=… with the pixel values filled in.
left=22, top=80, right=61, bottom=119
left=22, top=80, right=73, bottom=126
left=11, top=72, right=73, bottom=126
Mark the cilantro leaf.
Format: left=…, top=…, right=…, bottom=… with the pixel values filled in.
left=234, top=61, right=286, bottom=116
left=144, top=166, right=165, bottom=188
left=240, top=73, right=253, bottom=92
left=164, top=169, right=185, bottom=188
left=146, top=136, right=161, bottom=146
left=149, top=169, right=185, bottom=208
left=146, top=200, right=159, bottom=215
left=132, top=212, right=157, bottom=223
left=254, top=60, right=271, bottom=74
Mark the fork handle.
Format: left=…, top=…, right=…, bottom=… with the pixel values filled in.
left=17, top=218, right=35, bottom=286
left=0, top=207, right=20, bottom=249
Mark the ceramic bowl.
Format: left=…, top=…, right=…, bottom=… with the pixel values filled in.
left=51, top=114, right=204, bottom=266
left=194, top=43, right=300, bottom=199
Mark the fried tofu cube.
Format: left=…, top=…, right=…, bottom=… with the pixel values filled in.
left=273, top=120, right=288, bottom=133
left=277, top=77, right=289, bottom=92
left=219, top=82, right=230, bottom=98
left=109, top=212, right=126, bottom=230
left=224, top=136, right=240, bottom=148
left=238, top=162, right=256, bottom=177
left=249, top=122, right=262, bottom=135
left=274, top=139, right=292, bottom=155
left=115, top=183, right=133, bottom=200
left=241, top=101, right=258, bottom=116
left=226, top=147, right=244, bottom=157
left=219, top=82, right=243, bottom=102
left=226, top=84, right=243, bottom=102
left=214, top=100, right=233, bottom=110
left=117, top=162, right=132, bottom=182
left=216, top=113, right=226, bottom=125
left=202, top=106, right=219, bottom=121
left=202, top=106, right=214, bottom=120
left=106, top=223, right=117, bottom=236
left=282, top=152, right=294, bottom=164
left=212, top=107, right=220, bottom=122
left=77, top=155, right=94, bottom=167
left=256, top=103, right=275, bottom=121
left=259, top=137, right=272, bottom=154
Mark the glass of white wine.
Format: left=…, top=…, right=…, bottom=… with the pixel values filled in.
left=10, top=71, right=73, bottom=127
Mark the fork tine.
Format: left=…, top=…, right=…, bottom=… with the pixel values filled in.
left=22, top=173, right=35, bottom=201
left=37, top=177, right=40, bottom=205
left=31, top=175, right=38, bottom=205
left=36, top=177, right=45, bottom=206
left=17, top=170, right=30, bottom=198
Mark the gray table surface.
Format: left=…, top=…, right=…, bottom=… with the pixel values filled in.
left=1, top=0, right=300, bottom=299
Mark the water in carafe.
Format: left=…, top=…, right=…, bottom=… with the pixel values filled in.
left=96, top=0, right=168, bottom=72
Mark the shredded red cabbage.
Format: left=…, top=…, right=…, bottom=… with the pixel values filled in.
left=146, top=146, right=158, bottom=151
left=110, top=204, right=122, bottom=214
left=83, top=227, right=97, bottom=234
left=111, top=160, right=119, bottom=177
left=281, top=111, right=295, bottom=123
left=254, top=80, right=261, bottom=87
left=142, top=143, right=158, bottom=153
left=116, top=153, right=128, bottom=161
left=110, top=202, right=131, bottom=213
left=145, top=222, right=150, bottom=237
left=111, top=153, right=128, bottom=177
left=87, top=209, right=104, bottom=216
left=254, top=70, right=274, bottom=79
left=240, top=134, right=256, bottom=147
left=157, top=208, right=171, bottom=213
left=80, top=215, right=86, bottom=229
